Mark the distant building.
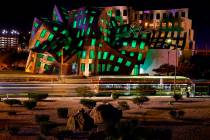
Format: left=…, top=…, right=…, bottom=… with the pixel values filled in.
left=0, top=29, right=19, bottom=50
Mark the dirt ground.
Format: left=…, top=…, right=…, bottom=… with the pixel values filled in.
left=0, top=96, right=210, bottom=140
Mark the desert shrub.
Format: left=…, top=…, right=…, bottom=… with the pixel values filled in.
left=117, top=101, right=130, bottom=110
left=80, top=99, right=96, bottom=109
left=40, top=121, right=57, bottom=136
left=95, top=92, right=111, bottom=97
left=35, top=114, right=50, bottom=123
left=132, top=96, right=149, bottom=107
left=57, top=108, right=68, bottom=118
left=111, top=92, right=120, bottom=100
left=75, top=86, right=94, bottom=97
left=23, top=100, right=37, bottom=110
left=8, top=110, right=17, bottom=115
left=7, top=126, right=20, bottom=135
left=3, top=99, right=22, bottom=106
left=28, top=93, right=48, bottom=101
left=173, top=93, right=182, bottom=101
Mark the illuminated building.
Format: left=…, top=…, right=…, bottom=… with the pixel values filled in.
left=25, top=6, right=195, bottom=76
left=0, top=29, right=19, bottom=50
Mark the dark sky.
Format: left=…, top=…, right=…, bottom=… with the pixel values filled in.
left=0, top=0, right=209, bottom=49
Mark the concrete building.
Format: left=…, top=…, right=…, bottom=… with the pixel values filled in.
left=0, top=29, right=19, bottom=50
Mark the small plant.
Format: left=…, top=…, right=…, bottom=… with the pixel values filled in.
left=28, top=93, right=48, bottom=101
left=8, top=110, right=17, bottom=115
left=132, top=96, right=149, bottom=107
left=111, top=92, right=120, bottom=100
left=3, top=99, right=22, bottom=106
left=57, top=108, right=68, bottom=118
left=7, top=126, right=20, bottom=135
left=23, top=100, right=37, bottom=110
left=80, top=99, right=96, bottom=109
left=173, top=93, right=182, bottom=101
left=117, top=101, right=130, bottom=110
left=35, top=114, right=50, bottom=123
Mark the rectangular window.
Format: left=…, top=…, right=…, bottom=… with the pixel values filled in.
left=78, top=40, right=83, bottom=47
left=89, top=64, right=94, bottom=72
left=35, top=40, right=41, bottom=47
left=76, top=31, right=80, bottom=38
left=103, top=52, right=109, bottom=60
left=121, top=50, right=126, bottom=55
left=81, top=63, right=85, bottom=72
left=123, top=41, right=128, bottom=46
left=107, top=64, right=112, bottom=71
left=98, top=51, right=102, bottom=59
left=83, top=17, right=86, bottom=24
left=81, top=51, right=86, bottom=59
left=117, top=57, right=123, bottom=63
left=34, top=22, right=39, bottom=28
left=125, top=61, right=131, bottom=67
left=134, top=65, right=139, bottom=75
left=139, top=42, right=145, bottom=50
left=131, top=40, right=137, bottom=48
left=99, top=42, right=103, bottom=47
left=123, top=10, right=127, bottom=16
left=86, top=27, right=91, bottom=35
left=89, top=16, right=94, bottom=24
left=181, top=12, right=185, bottom=17
left=53, top=26, right=58, bottom=32
left=109, top=54, right=115, bottom=61
left=114, top=66, right=119, bottom=72
left=73, top=21, right=77, bottom=28
left=137, top=53, right=142, bottom=61
left=48, top=34, right=54, bottom=41
left=91, top=38, right=96, bottom=46
left=40, top=29, right=47, bottom=38
left=89, top=50, right=95, bottom=59
left=130, top=52, right=134, bottom=57
left=102, top=64, right=106, bottom=72
left=116, top=10, right=121, bottom=16
left=140, top=14, right=143, bottom=20
left=47, top=56, right=55, bottom=61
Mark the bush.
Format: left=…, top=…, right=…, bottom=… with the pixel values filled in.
left=132, top=96, right=149, bottom=107
left=35, top=114, right=50, bottom=123
left=3, top=99, right=22, bottom=106
left=7, top=126, right=20, bottom=135
left=23, top=100, right=37, bottom=109
left=40, top=121, right=57, bottom=136
left=57, top=108, right=68, bottom=118
left=28, top=93, right=48, bottom=101
left=117, top=101, right=130, bottom=110
left=111, top=93, right=120, bottom=100
left=8, top=110, right=17, bottom=115
left=173, top=93, right=182, bottom=101
left=80, top=99, right=96, bottom=109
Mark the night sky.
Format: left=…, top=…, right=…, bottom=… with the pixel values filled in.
left=0, top=0, right=209, bottom=49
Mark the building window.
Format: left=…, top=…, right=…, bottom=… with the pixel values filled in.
left=123, top=41, right=128, bottom=46
left=125, top=61, right=131, bottom=67
left=109, top=54, right=115, bottom=61
left=139, top=42, right=145, bottom=50
left=116, top=10, right=121, bottom=16
left=156, top=13, right=160, bottom=19
left=137, top=53, right=142, bottom=61
left=89, top=64, right=94, bottom=72
left=98, top=51, right=102, bottom=59
left=181, top=12, right=185, bottom=17
left=107, top=64, right=112, bottom=71
left=40, top=29, right=47, bottom=38
left=150, top=14, right=154, bottom=20
left=103, top=52, right=109, bottom=60
left=169, top=13, right=173, bottom=19
left=81, top=51, right=86, bottom=59
left=91, top=38, right=96, bottom=46
left=114, top=66, right=119, bottom=72
left=117, top=57, right=123, bottom=63
left=89, top=16, right=94, bottom=24
left=81, top=63, right=85, bottom=72
left=175, top=12, right=179, bottom=18
left=35, top=40, right=41, bottom=47
left=130, top=52, right=134, bottom=57
left=135, top=14, right=138, bottom=20
left=48, top=34, right=54, bottom=41
left=123, top=10, right=127, bottom=16
left=131, top=40, right=137, bottom=48
left=163, top=13, right=167, bottom=19
left=89, top=50, right=95, bottom=59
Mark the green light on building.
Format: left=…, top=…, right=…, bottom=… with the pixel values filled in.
left=48, top=34, right=54, bottom=41
left=123, top=41, right=128, bottom=46
left=98, top=51, right=102, bottom=59
left=139, top=42, right=145, bottom=49
left=76, top=31, right=80, bottom=38
left=40, top=29, right=47, bottom=38
left=125, top=61, right=131, bottom=67
left=53, top=26, right=58, bottom=31
left=109, top=54, right=115, bottom=61
left=34, top=22, right=39, bottom=28
left=89, top=63, right=94, bottom=72
left=117, top=57, right=123, bottom=63
left=103, top=52, right=109, bottom=60
left=35, top=40, right=41, bottom=47
left=102, top=64, right=106, bottom=72
left=78, top=40, right=83, bottom=47
left=130, top=52, right=134, bottom=57
left=81, top=51, right=86, bottom=59
left=89, top=16, right=94, bottom=24
left=87, top=27, right=91, bottom=35
left=107, top=64, right=112, bottom=71
left=56, top=51, right=62, bottom=57
left=131, top=40, right=137, bottom=48
left=73, top=21, right=77, bottom=28
left=114, top=66, right=119, bottom=72
left=81, top=63, right=85, bottom=72
left=99, top=42, right=103, bottom=47
left=91, top=38, right=96, bottom=46
left=134, top=65, right=139, bottom=75
left=89, top=50, right=95, bottom=59
left=137, top=53, right=142, bottom=61
left=47, top=56, right=55, bottom=61
left=121, top=50, right=126, bottom=55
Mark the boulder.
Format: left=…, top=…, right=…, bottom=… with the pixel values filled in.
left=66, top=108, right=94, bottom=131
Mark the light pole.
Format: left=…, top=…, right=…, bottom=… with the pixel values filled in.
left=174, top=44, right=178, bottom=95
